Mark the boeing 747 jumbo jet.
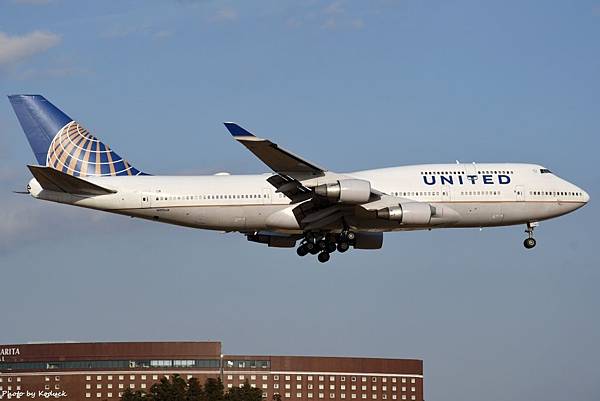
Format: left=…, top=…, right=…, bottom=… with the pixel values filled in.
left=9, top=95, right=590, bottom=262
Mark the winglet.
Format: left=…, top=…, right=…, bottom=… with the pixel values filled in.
left=224, top=122, right=256, bottom=138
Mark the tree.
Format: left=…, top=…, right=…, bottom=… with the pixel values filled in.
left=121, top=375, right=264, bottom=401
left=204, top=378, right=225, bottom=401
left=121, top=389, right=145, bottom=401
left=226, top=381, right=262, bottom=401
left=186, top=377, right=205, bottom=401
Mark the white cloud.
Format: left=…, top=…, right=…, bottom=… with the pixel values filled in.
left=0, top=31, right=61, bottom=65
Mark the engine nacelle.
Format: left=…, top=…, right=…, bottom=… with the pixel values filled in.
left=314, top=179, right=371, bottom=204
left=247, top=233, right=297, bottom=248
left=353, top=232, right=383, bottom=250
left=377, top=202, right=432, bottom=225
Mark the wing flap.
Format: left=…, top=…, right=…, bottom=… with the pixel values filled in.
left=28, top=165, right=116, bottom=196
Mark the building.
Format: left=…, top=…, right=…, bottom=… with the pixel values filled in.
left=0, top=342, right=423, bottom=401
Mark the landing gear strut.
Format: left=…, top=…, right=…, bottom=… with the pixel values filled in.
left=296, top=230, right=356, bottom=262
left=523, top=222, right=537, bottom=249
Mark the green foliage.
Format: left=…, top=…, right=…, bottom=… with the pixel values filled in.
left=225, top=381, right=262, bottom=401
left=120, top=375, right=262, bottom=401
left=121, top=389, right=145, bottom=401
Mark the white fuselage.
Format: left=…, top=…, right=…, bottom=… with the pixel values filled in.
left=28, top=163, right=589, bottom=233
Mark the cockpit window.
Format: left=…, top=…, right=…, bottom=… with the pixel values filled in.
left=540, top=168, right=552, bottom=174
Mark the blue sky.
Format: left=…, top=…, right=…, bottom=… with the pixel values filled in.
left=1, top=1, right=599, bottom=401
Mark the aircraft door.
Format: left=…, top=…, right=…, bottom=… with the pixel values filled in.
left=262, top=188, right=272, bottom=205
left=141, top=193, right=152, bottom=208
left=441, top=185, right=451, bottom=202
left=515, top=185, right=525, bottom=202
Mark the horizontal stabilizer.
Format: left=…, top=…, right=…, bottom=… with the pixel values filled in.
left=28, top=165, right=116, bottom=196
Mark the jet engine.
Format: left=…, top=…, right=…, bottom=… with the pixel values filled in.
left=314, top=179, right=371, bottom=204
left=376, top=202, right=433, bottom=225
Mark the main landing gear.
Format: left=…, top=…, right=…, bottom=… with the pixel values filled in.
left=296, top=231, right=356, bottom=263
left=523, top=222, right=538, bottom=249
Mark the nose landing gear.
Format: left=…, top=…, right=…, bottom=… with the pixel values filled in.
left=523, top=222, right=538, bottom=249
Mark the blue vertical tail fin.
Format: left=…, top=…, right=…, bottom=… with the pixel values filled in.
left=8, top=94, right=146, bottom=177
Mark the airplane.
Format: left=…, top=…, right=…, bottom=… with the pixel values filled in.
left=8, top=94, right=590, bottom=262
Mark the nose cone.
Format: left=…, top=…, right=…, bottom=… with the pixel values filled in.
left=583, top=190, right=590, bottom=204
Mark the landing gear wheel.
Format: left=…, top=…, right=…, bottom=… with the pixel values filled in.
left=523, top=238, right=536, bottom=249
left=326, top=242, right=337, bottom=253
left=317, top=240, right=328, bottom=250
left=297, top=245, right=309, bottom=257
left=337, top=242, right=349, bottom=253
left=317, top=252, right=330, bottom=263
left=346, top=231, right=356, bottom=241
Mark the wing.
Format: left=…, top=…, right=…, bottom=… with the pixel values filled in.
left=224, top=123, right=325, bottom=177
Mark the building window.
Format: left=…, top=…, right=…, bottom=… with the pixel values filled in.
left=308, top=376, right=313, bottom=381
left=239, top=376, right=245, bottom=381
left=86, top=384, right=91, bottom=390
left=329, top=376, right=335, bottom=382
left=108, top=393, right=113, bottom=398
left=153, top=375, right=158, bottom=380
left=141, top=375, right=147, bottom=380
left=285, top=376, right=290, bottom=381
left=108, top=384, right=113, bottom=389
left=297, top=384, right=302, bottom=390
left=330, top=385, right=335, bottom=390
left=319, top=376, right=324, bottom=382
left=262, top=376, right=268, bottom=380
left=16, top=378, right=21, bottom=383
left=296, top=376, right=302, bottom=381
left=251, top=376, right=256, bottom=381
left=130, top=384, right=135, bottom=389
left=274, top=376, right=279, bottom=381
left=97, top=376, right=102, bottom=381
left=351, top=377, right=356, bottom=382
left=262, top=384, right=268, bottom=389
left=362, top=377, right=367, bottom=383
left=97, top=384, right=102, bottom=389
left=96, top=393, right=101, bottom=398
left=141, top=384, right=147, bottom=389
left=411, top=387, right=415, bottom=392
left=119, top=376, right=124, bottom=381
left=410, top=379, right=415, bottom=384
left=130, top=376, right=135, bottom=380
left=119, top=384, right=124, bottom=389
left=296, top=393, right=302, bottom=398
left=86, top=393, right=91, bottom=398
